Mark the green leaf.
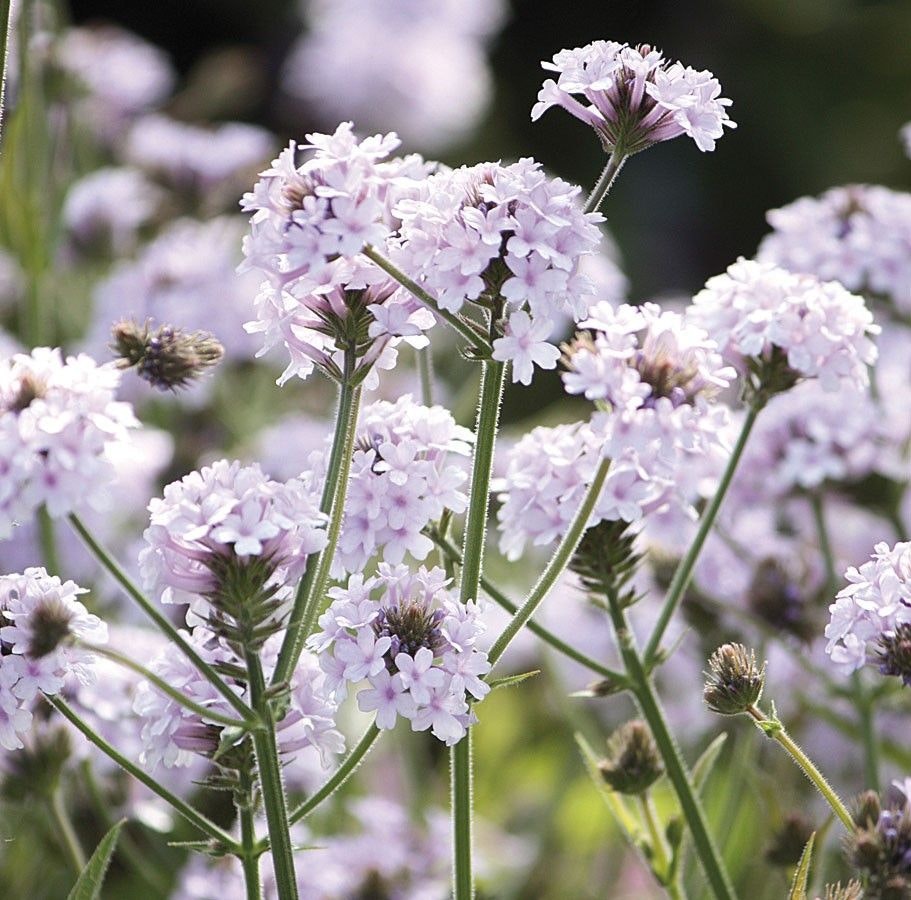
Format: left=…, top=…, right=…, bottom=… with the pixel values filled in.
left=692, top=732, right=728, bottom=795
left=487, top=670, right=540, bottom=691
left=66, top=819, right=126, bottom=900
left=788, top=832, right=816, bottom=900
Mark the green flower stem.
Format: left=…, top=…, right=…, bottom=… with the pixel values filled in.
left=290, top=723, right=381, bottom=825
left=639, top=792, right=671, bottom=883
left=244, top=650, right=298, bottom=900
left=272, top=376, right=361, bottom=688
left=452, top=359, right=507, bottom=900
left=643, top=405, right=760, bottom=668
left=362, top=245, right=489, bottom=353
left=82, top=643, right=258, bottom=731
left=428, top=529, right=628, bottom=687
left=487, top=457, right=611, bottom=669
left=583, top=148, right=627, bottom=215
left=67, top=513, right=257, bottom=722
left=38, top=506, right=59, bottom=574
left=746, top=705, right=855, bottom=832
left=238, top=766, right=263, bottom=900
left=417, top=345, right=434, bottom=407
left=810, top=494, right=880, bottom=792
left=49, top=786, right=86, bottom=874
left=0, top=0, right=13, bottom=146
left=606, top=597, right=737, bottom=900
left=47, top=695, right=238, bottom=850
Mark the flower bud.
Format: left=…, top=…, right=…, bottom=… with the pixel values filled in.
left=765, top=812, right=814, bottom=867
left=597, top=720, right=664, bottom=795
left=822, top=882, right=863, bottom=900
left=703, top=643, right=765, bottom=716
left=111, top=319, right=224, bottom=391
left=853, top=790, right=882, bottom=829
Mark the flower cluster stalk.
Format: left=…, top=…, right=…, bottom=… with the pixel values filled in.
left=583, top=148, right=627, bottom=214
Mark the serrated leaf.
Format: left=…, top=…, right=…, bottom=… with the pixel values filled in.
left=788, top=832, right=816, bottom=900
left=66, top=819, right=126, bottom=900
left=487, top=670, right=540, bottom=691
left=692, top=732, right=728, bottom=795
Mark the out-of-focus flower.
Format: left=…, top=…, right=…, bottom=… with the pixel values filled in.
left=0, top=249, right=24, bottom=314
left=690, top=258, right=878, bottom=395
left=55, top=25, right=174, bottom=140
left=825, top=541, right=911, bottom=683
left=845, top=784, right=911, bottom=897
left=901, top=122, right=911, bottom=158
left=62, top=167, right=163, bottom=256
left=532, top=41, right=735, bottom=153
left=757, top=185, right=911, bottom=316
left=0, top=568, right=107, bottom=750
left=282, top=0, right=506, bottom=152
left=309, top=564, right=490, bottom=745
left=138, top=460, right=327, bottom=636
left=0, top=348, right=138, bottom=538
left=123, top=115, right=274, bottom=195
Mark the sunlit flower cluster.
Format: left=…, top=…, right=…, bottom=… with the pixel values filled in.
left=310, top=564, right=490, bottom=744
left=532, top=40, right=735, bottom=153
left=0, top=348, right=139, bottom=538
left=0, top=568, right=107, bottom=750
left=757, top=185, right=911, bottom=315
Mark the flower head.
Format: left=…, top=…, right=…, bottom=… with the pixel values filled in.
left=703, top=643, right=765, bottom=715
left=532, top=41, right=735, bottom=153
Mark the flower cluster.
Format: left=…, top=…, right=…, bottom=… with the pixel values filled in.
left=138, top=460, right=327, bottom=635
left=328, top=395, right=472, bottom=572
left=395, top=158, right=603, bottom=383
left=531, top=41, right=735, bottom=153
left=310, top=564, right=490, bottom=744
left=757, top=185, right=911, bottom=315
left=0, top=568, right=107, bottom=751
left=825, top=541, right=911, bottom=683
left=88, top=216, right=263, bottom=366
left=690, top=258, right=879, bottom=393
left=0, top=348, right=139, bottom=538
left=134, top=631, right=343, bottom=769
left=282, top=0, right=506, bottom=152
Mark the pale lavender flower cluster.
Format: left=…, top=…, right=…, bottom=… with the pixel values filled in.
left=825, top=541, right=911, bottom=683
left=0, top=348, right=138, bottom=539
left=395, top=159, right=603, bottom=383
left=310, top=564, right=490, bottom=744
left=330, top=395, right=472, bottom=572
left=134, top=632, right=343, bottom=770
left=62, top=166, right=163, bottom=255
left=0, top=568, right=107, bottom=751
left=88, top=216, right=263, bottom=364
left=757, top=185, right=911, bottom=314
left=283, top=0, right=506, bottom=152
left=532, top=41, right=735, bottom=153
left=138, top=460, right=327, bottom=628
left=124, top=115, right=274, bottom=194
left=690, top=258, right=879, bottom=391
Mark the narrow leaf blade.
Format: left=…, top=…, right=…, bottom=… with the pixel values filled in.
left=788, top=832, right=816, bottom=900
left=67, top=819, right=126, bottom=900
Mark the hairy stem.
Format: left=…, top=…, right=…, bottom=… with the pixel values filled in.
left=49, top=787, right=86, bottom=874
left=644, top=406, right=759, bottom=667
left=238, top=766, right=263, bottom=900
left=583, top=147, right=627, bottom=214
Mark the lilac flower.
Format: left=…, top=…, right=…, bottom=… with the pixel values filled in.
left=757, top=185, right=911, bottom=315
left=309, top=564, right=490, bottom=745
left=62, top=166, right=163, bottom=255
left=0, top=348, right=139, bottom=538
left=0, top=569, right=107, bottom=750
left=690, top=258, right=879, bottom=393
left=532, top=41, right=735, bottom=153
left=138, top=460, right=327, bottom=630
left=492, top=310, right=560, bottom=385
left=282, top=0, right=506, bottom=152
left=124, top=115, right=274, bottom=195
left=825, top=541, right=911, bottom=682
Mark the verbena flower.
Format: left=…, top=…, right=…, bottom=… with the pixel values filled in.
left=690, top=258, right=878, bottom=395
left=757, top=185, right=911, bottom=315
left=531, top=41, right=735, bottom=153
left=825, top=541, right=911, bottom=683
left=319, top=396, right=472, bottom=572
left=138, top=460, right=327, bottom=637
left=394, top=158, right=603, bottom=383
left=0, top=348, right=139, bottom=538
left=846, top=782, right=911, bottom=898
left=282, top=0, right=506, bottom=152
left=309, top=564, right=490, bottom=745
left=0, top=568, right=107, bottom=750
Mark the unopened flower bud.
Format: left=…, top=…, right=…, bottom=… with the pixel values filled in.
left=822, top=882, right=863, bottom=900
left=597, top=720, right=664, bottom=795
left=853, top=790, right=882, bottom=829
left=765, top=812, right=814, bottom=867
left=703, top=643, right=765, bottom=715
left=111, top=319, right=223, bottom=391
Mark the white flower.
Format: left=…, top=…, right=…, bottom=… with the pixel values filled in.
left=492, top=311, right=560, bottom=385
